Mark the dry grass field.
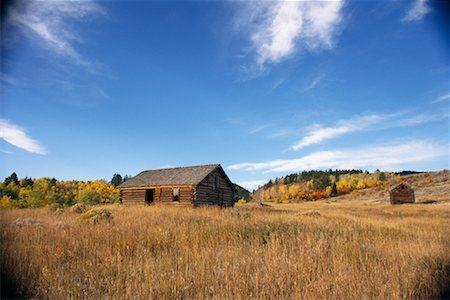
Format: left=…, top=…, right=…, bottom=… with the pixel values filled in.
left=1, top=172, right=449, bottom=299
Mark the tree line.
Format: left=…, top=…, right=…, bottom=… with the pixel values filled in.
left=0, top=172, right=133, bottom=209
left=252, top=169, right=398, bottom=203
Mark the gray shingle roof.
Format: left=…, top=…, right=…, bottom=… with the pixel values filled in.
left=117, top=164, right=221, bottom=188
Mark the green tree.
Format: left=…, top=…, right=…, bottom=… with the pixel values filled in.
left=5, top=172, right=19, bottom=186
left=20, top=177, right=34, bottom=188
left=312, top=175, right=331, bottom=191
left=3, top=184, right=19, bottom=200
left=330, top=182, right=338, bottom=197
left=111, top=173, right=123, bottom=187
left=77, top=188, right=101, bottom=205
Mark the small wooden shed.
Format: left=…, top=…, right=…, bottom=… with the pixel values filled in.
left=117, top=164, right=236, bottom=207
left=389, top=183, right=415, bottom=205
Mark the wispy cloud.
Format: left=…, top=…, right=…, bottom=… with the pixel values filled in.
left=237, top=0, right=345, bottom=72
left=0, top=73, right=17, bottom=85
left=270, top=128, right=296, bottom=138
left=7, top=0, right=105, bottom=68
left=248, top=124, right=271, bottom=135
left=0, top=119, right=47, bottom=154
left=306, top=73, right=325, bottom=91
left=237, top=180, right=267, bottom=191
left=229, top=140, right=448, bottom=173
left=289, top=113, right=398, bottom=151
left=434, top=92, right=450, bottom=103
left=402, top=0, right=431, bottom=22
left=0, top=149, right=14, bottom=155
left=400, top=112, right=448, bottom=126
left=288, top=111, right=448, bottom=151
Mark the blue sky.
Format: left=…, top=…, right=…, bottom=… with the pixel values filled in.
left=1, top=0, right=449, bottom=190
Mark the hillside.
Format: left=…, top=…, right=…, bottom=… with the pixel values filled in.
left=251, top=169, right=449, bottom=204
left=233, top=183, right=250, bottom=202
left=331, top=170, right=450, bottom=204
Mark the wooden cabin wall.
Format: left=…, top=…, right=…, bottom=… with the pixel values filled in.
left=121, top=187, right=194, bottom=205
left=195, top=169, right=234, bottom=206
left=154, top=187, right=194, bottom=204
left=390, top=185, right=415, bottom=204
left=121, top=189, right=146, bottom=205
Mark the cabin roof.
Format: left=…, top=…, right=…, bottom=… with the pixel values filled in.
left=390, top=183, right=412, bottom=191
left=117, top=164, right=222, bottom=188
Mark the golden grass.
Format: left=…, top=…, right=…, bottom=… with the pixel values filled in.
left=1, top=200, right=449, bottom=299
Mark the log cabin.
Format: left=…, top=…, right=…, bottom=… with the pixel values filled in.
left=389, top=183, right=415, bottom=205
left=117, top=164, right=236, bottom=206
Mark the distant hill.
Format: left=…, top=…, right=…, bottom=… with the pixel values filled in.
left=251, top=169, right=397, bottom=203
left=233, top=183, right=250, bottom=202
left=251, top=169, right=449, bottom=204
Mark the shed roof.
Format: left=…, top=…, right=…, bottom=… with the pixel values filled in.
left=117, top=164, right=222, bottom=188
left=390, top=183, right=413, bottom=191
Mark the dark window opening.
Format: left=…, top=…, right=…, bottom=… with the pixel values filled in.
left=145, top=189, right=154, bottom=204
left=173, top=188, right=180, bottom=202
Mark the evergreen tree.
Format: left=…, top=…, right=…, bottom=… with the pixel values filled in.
left=111, top=173, right=123, bottom=187
left=330, top=182, right=338, bottom=197
left=5, top=172, right=19, bottom=186
left=20, top=177, right=34, bottom=188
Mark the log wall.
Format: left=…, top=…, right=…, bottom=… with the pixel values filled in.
left=195, top=169, right=234, bottom=206
left=390, top=184, right=415, bottom=204
left=121, top=189, right=146, bottom=205
left=154, top=187, right=193, bottom=204
left=120, top=187, right=194, bottom=205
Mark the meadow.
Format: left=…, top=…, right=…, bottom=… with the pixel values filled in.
left=1, top=192, right=449, bottom=299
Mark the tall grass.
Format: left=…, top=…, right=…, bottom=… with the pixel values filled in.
left=1, top=202, right=449, bottom=299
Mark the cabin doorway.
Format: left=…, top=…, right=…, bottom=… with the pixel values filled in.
left=145, top=189, right=154, bottom=204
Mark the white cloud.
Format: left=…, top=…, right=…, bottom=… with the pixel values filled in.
left=237, top=180, right=267, bottom=191
left=402, top=0, right=431, bottom=22
left=288, top=111, right=448, bottom=151
left=400, top=113, right=448, bottom=126
left=0, top=119, right=47, bottom=154
left=434, top=93, right=450, bottom=103
left=8, top=0, right=105, bottom=67
left=289, top=113, right=397, bottom=151
left=239, top=0, right=345, bottom=70
left=229, top=140, right=448, bottom=173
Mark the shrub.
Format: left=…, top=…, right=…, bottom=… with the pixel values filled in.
left=71, top=203, right=87, bottom=214
left=78, top=209, right=112, bottom=224
left=44, top=202, right=63, bottom=212
left=77, top=188, right=101, bottom=205
left=236, top=199, right=247, bottom=205
left=0, top=195, right=14, bottom=209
